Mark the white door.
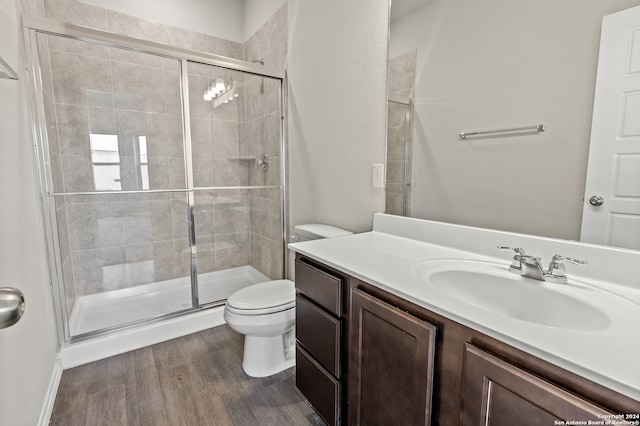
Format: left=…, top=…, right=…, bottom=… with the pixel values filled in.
left=1, top=1, right=59, bottom=423
left=581, top=5, right=640, bottom=250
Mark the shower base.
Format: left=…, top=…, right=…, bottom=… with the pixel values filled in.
left=68, top=266, right=270, bottom=336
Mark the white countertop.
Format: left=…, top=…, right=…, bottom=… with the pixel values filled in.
left=289, top=214, right=640, bottom=401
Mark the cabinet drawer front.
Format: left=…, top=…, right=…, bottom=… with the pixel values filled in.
left=296, top=345, right=341, bottom=426
left=296, top=294, right=342, bottom=377
left=295, top=259, right=342, bottom=315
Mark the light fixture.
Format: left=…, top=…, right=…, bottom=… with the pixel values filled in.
left=215, top=78, right=225, bottom=92
left=203, top=77, right=238, bottom=108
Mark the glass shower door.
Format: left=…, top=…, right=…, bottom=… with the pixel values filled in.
left=34, top=32, right=195, bottom=338
left=186, top=61, right=285, bottom=306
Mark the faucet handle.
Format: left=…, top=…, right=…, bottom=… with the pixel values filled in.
left=546, top=254, right=587, bottom=284
left=548, top=254, right=588, bottom=270
left=497, top=246, right=526, bottom=272
left=497, top=246, right=525, bottom=255
left=563, top=255, right=587, bottom=266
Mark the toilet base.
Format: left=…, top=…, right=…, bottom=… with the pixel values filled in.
left=242, top=328, right=295, bottom=377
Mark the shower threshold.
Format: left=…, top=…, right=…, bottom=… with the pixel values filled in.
left=68, top=266, right=269, bottom=336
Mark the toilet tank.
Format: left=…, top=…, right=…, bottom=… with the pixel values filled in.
left=294, top=224, right=353, bottom=241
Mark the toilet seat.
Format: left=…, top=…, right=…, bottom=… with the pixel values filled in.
left=226, top=279, right=295, bottom=315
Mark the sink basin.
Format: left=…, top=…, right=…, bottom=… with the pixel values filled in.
left=411, top=259, right=611, bottom=331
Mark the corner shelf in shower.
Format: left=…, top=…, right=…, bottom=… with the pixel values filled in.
left=226, top=154, right=269, bottom=171
left=226, top=156, right=259, bottom=161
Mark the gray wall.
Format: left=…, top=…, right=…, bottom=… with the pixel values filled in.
left=391, top=0, right=640, bottom=240
left=79, top=0, right=245, bottom=42
left=287, top=0, right=389, bottom=237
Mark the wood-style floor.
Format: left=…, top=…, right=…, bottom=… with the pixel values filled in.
left=50, top=325, right=324, bottom=425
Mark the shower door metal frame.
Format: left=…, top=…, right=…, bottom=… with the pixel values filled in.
left=21, top=14, right=288, bottom=346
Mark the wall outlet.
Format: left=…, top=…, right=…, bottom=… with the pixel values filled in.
left=372, top=164, right=385, bottom=188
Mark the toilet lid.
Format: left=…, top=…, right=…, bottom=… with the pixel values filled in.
left=226, top=279, right=295, bottom=311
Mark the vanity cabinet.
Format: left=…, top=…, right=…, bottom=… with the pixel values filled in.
left=349, top=288, right=436, bottom=426
left=294, top=254, right=350, bottom=426
left=347, top=278, right=640, bottom=426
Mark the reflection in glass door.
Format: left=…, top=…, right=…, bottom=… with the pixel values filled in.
left=89, top=134, right=122, bottom=191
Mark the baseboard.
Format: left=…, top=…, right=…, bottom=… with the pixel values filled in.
left=37, top=359, right=63, bottom=426
left=59, top=306, right=225, bottom=368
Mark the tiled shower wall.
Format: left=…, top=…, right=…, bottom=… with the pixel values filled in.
left=36, top=0, right=287, bottom=316
left=245, top=5, right=288, bottom=280
left=40, top=36, right=195, bottom=305
left=187, top=62, right=249, bottom=278
left=386, top=50, right=416, bottom=216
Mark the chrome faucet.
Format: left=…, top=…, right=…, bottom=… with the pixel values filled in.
left=519, top=255, right=545, bottom=281
left=497, top=246, right=587, bottom=283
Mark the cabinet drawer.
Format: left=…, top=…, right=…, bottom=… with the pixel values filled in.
left=296, top=344, right=341, bottom=426
left=296, top=294, right=342, bottom=377
left=295, top=259, right=342, bottom=315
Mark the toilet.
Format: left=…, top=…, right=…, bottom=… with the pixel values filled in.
left=224, top=224, right=353, bottom=377
left=224, top=279, right=296, bottom=377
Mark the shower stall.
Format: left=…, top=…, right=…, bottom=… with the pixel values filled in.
left=23, top=16, right=286, bottom=343
left=385, top=50, right=416, bottom=217
left=385, top=95, right=413, bottom=217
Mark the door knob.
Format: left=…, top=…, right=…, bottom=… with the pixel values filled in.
left=0, top=287, right=25, bottom=329
left=589, top=195, right=604, bottom=206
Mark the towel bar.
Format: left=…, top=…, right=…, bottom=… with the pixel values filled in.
left=459, top=124, right=545, bottom=140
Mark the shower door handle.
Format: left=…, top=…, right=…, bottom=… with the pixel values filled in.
left=0, top=287, right=25, bottom=329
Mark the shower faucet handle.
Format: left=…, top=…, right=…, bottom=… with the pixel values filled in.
left=256, top=153, right=269, bottom=171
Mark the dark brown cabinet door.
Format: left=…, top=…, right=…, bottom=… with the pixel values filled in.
left=349, top=288, right=437, bottom=426
left=460, top=344, right=614, bottom=425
